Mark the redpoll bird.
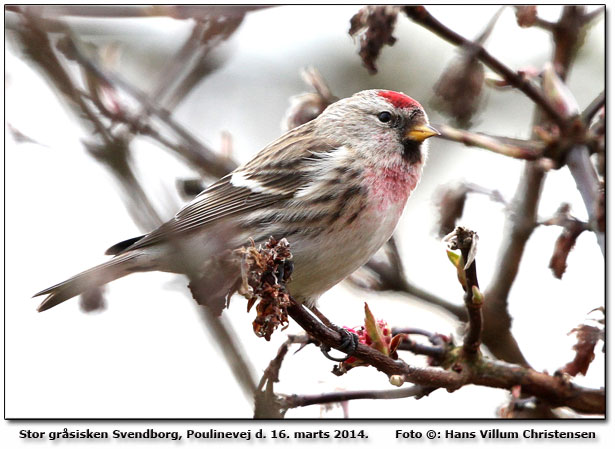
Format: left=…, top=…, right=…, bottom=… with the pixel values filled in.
left=34, top=90, right=438, bottom=314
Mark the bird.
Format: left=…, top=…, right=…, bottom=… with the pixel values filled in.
left=34, top=89, right=438, bottom=319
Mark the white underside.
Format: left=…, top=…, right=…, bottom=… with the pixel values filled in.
left=144, top=198, right=406, bottom=307
left=284, top=202, right=405, bottom=306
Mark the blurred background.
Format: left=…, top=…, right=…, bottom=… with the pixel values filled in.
left=5, top=5, right=605, bottom=418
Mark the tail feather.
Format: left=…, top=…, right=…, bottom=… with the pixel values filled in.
left=34, top=253, right=139, bottom=312
left=105, top=235, right=145, bottom=256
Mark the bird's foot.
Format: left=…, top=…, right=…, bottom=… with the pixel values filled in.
left=308, top=305, right=359, bottom=362
left=319, top=324, right=359, bottom=362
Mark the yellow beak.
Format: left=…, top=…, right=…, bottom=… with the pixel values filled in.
left=406, top=124, right=440, bottom=142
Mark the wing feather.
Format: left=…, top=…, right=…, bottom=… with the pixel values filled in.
left=126, top=121, right=341, bottom=251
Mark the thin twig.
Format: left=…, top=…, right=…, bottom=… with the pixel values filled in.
left=257, top=335, right=311, bottom=391
left=258, top=333, right=436, bottom=411
left=397, top=339, right=447, bottom=360
left=62, top=36, right=237, bottom=178
left=7, top=5, right=270, bottom=20
left=581, top=90, right=605, bottom=124
left=283, top=385, right=433, bottom=409
left=387, top=238, right=467, bottom=320
left=392, top=327, right=444, bottom=341
left=400, top=283, right=466, bottom=321
left=12, top=12, right=163, bottom=231
left=582, top=6, right=605, bottom=25
left=435, top=123, right=544, bottom=160
left=403, top=6, right=568, bottom=129
left=534, top=17, right=556, bottom=31
left=392, top=328, right=449, bottom=361
left=355, top=242, right=466, bottom=321
left=197, top=307, right=258, bottom=399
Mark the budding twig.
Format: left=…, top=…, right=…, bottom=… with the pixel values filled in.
left=445, top=227, right=483, bottom=357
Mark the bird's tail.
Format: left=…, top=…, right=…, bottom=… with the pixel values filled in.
left=34, top=253, right=142, bottom=312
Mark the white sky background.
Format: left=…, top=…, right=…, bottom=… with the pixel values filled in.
left=3, top=4, right=606, bottom=424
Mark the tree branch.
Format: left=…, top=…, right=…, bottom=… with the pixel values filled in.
left=482, top=161, right=542, bottom=366
left=482, top=5, right=595, bottom=367
left=402, top=6, right=568, bottom=129
left=446, top=228, right=483, bottom=357
left=434, top=123, right=544, bottom=160
left=6, top=5, right=270, bottom=20
left=197, top=307, right=258, bottom=399
left=354, top=238, right=467, bottom=320
left=581, top=90, right=605, bottom=125
left=11, top=12, right=164, bottom=231
left=396, top=339, right=448, bottom=360
left=283, top=385, right=432, bottom=409
left=534, top=17, right=557, bottom=31
left=285, top=299, right=603, bottom=415
left=582, top=6, right=605, bottom=25
left=565, top=145, right=605, bottom=255
left=60, top=35, right=237, bottom=178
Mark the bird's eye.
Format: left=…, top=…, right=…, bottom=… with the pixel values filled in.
left=378, top=111, right=392, bottom=123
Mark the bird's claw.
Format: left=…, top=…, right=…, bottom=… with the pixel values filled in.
left=320, top=326, right=359, bottom=362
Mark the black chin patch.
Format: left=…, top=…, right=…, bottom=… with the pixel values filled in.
left=402, top=139, right=423, bottom=164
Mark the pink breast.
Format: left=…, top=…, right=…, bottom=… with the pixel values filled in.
left=364, top=165, right=420, bottom=211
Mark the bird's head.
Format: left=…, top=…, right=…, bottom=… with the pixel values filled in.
left=316, top=89, right=438, bottom=167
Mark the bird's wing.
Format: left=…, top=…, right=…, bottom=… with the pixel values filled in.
left=126, top=122, right=339, bottom=251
